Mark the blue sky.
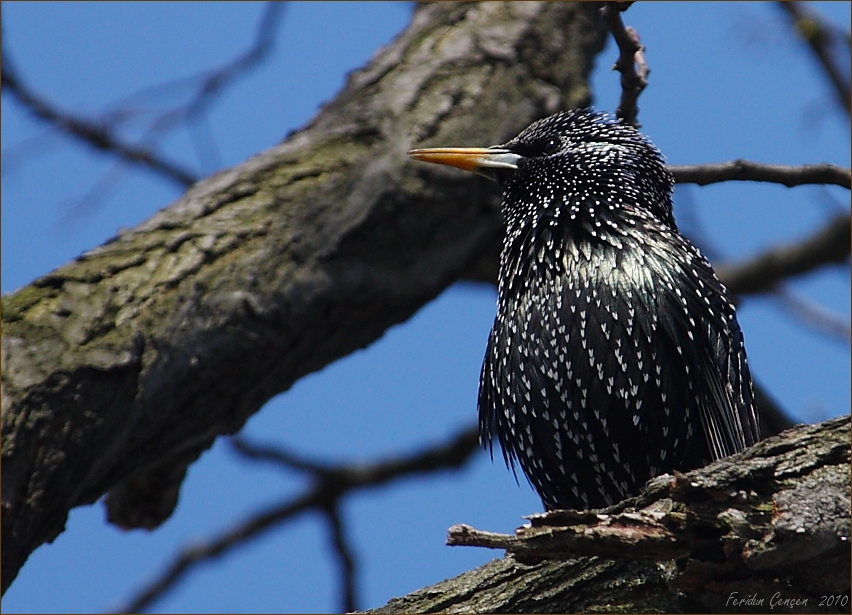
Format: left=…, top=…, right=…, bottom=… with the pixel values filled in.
left=2, top=2, right=849, bottom=613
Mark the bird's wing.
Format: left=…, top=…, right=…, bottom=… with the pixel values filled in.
left=655, top=244, right=760, bottom=458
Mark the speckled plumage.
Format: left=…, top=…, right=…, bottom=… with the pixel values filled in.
left=413, top=109, right=760, bottom=511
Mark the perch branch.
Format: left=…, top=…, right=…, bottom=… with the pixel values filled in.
left=369, top=417, right=850, bottom=614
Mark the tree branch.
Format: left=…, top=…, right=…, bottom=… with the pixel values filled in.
left=772, top=286, right=851, bottom=345
left=460, top=162, right=850, bottom=287
left=600, top=1, right=648, bottom=127
left=1, top=2, right=285, bottom=199
left=1, top=52, right=198, bottom=188
left=716, top=214, right=851, bottom=296
left=671, top=160, right=851, bottom=189
left=777, top=1, right=851, bottom=116
left=231, top=436, right=332, bottom=474
left=324, top=502, right=359, bottom=614
left=123, top=2, right=285, bottom=162
left=370, top=416, right=851, bottom=613
left=115, top=488, right=318, bottom=614
left=2, top=3, right=608, bottom=592
left=115, top=425, right=481, bottom=613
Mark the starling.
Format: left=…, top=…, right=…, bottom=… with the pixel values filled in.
left=409, top=109, right=760, bottom=511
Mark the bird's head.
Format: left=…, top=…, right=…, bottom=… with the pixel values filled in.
left=409, top=109, right=676, bottom=231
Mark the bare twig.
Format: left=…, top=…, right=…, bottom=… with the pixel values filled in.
left=55, top=164, right=131, bottom=228
left=115, top=426, right=480, bottom=613
left=600, top=2, right=648, bottom=128
left=131, top=3, right=285, bottom=151
left=670, top=160, right=851, bottom=189
left=1, top=2, right=285, bottom=198
left=773, top=286, right=851, bottom=345
left=447, top=509, right=689, bottom=561
left=777, top=1, right=851, bottom=116
left=1, top=53, right=198, bottom=188
left=716, top=214, right=851, bottom=296
left=231, top=436, right=331, bottom=474
left=323, top=503, right=359, bottom=614
left=114, top=490, right=318, bottom=614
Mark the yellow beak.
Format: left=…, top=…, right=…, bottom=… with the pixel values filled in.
left=408, top=147, right=520, bottom=178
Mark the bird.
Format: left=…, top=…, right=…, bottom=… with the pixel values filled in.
left=408, top=109, right=760, bottom=511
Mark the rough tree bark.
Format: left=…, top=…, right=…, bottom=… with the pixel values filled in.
left=1, top=2, right=609, bottom=592
left=370, top=417, right=850, bottom=614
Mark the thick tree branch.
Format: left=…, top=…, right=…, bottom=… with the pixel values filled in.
left=370, top=417, right=851, bottom=614
left=1, top=3, right=609, bottom=592
left=448, top=419, right=850, bottom=568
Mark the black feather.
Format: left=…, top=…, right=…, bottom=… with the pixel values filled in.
left=476, top=109, right=760, bottom=510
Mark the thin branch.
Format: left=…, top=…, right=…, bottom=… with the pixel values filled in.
left=777, top=1, right=851, bottom=116
left=1, top=53, right=198, bottom=188
left=115, top=426, right=481, bottom=613
left=183, top=2, right=284, bottom=122
left=113, top=490, right=319, bottom=614
left=1, top=2, right=285, bottom=196
left=717, top=214, right=851, bottom=296
left=1, top=127, right=63, bottom=176
left=670, top=160, right=851, bottom=189
left=323, top=503, right=359, bottom=614
left=447, top=510, right=689, bottom=561
left=55, top=162, right=130, bottom=232
left=134, top=3, right=285, bottom=147
left=231, top=436, right=332, bottom=475
left=753, top=379, right=795, bottom=439
left=234, top=426, right=481, bottom=486
left=600, top=2, right=648, bottom=128
left=773, top=286, right=851, bottom=345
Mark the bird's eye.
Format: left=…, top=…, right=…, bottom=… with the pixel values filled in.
left=509, top=136, right=561, bottom=158
left=541, top=137, right=559, bottom=155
